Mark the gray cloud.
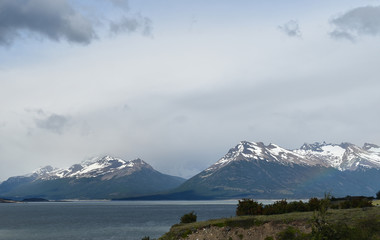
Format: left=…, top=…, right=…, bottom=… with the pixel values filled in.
left=278, top=20, right=301, bottom=37
left=330, top=5, right=380, bottom=40
left=108, top=0, right=129, bottom=10
left=0, top=0, right=152, bottom=46
left=110, top=15, right=153, bottom=36
left=0, top=0, right=96, bottom=45
left=329, top=30, right=355, bottom=42
left=35, top=114, right=69, bottom=134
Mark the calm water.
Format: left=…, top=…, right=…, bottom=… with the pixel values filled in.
left=0, top=200, right=242, bottom=240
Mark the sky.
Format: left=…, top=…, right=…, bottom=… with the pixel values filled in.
left=1, top=0, right=380, bottom=181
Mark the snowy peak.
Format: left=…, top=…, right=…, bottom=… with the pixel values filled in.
left=207, top=141, right=380, bottom=173
left=296, top=142, right=380, bottom=171
left=32, top=156, right=153, bottom=180
left=300, top=142, right=329, bottom=152
left=206, top=141, right=316, bottom=172
left=294, top=142, right=346, bottom=169
left=363, top=143, right=380, bottom=153
left=32, top=165, right=58, bottom=177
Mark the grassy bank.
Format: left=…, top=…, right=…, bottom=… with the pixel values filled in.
left=159, top=207, right=380, bottom=240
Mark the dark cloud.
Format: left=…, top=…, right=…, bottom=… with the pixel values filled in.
left=278, top=20, right=301, bottom=37
left=330, top=5, right=380, bottom=40
left=0, top=0, right=96, bottom=45
left=0, top=0, right=152, bottom=46
left=35, top=114, right=69, bottom=134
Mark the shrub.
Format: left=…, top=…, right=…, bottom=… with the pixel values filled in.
left=308, top=197, right=321, bottom=211
left=287, top=200, right=309, bottom=213
left=236, top=199, right=263, bottom=216
left=276, top=226, right=309, bottom=240
left=236, top=193, right=373, bottom=218
left=180, top=211, right=197, bottom=224
left=339, top=197, right=373, bottom=209
left=262, top=200, right=288, bottom=215
left=377, top=190, right=380, bottom=199
left=272, top=199, right=288, bottom=214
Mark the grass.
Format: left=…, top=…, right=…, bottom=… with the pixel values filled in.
left=159, top=207, right=380, bottom=240
left=373, top=199, right=380, bottom=206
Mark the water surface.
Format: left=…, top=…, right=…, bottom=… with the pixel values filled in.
left=0, top=200, right=239, bottom=240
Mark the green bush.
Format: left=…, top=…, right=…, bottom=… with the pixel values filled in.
left=338, top=197, right=373, bottom=209
left=262, top=200, right=287, bottom=215
left=272, top=199, right=288, bottom=214
left=180, top=211, right=197, bottom=224
left=236, top=199, right=263, bottom=216
left=308, top=197, right=321, bottom=211
left=376, top=190, right=380, bottom=200
left=236, top=194, right=373, bottom=217
left=287, top=200, right=309, bottom=212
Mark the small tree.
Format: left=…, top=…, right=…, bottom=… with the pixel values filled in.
left=311, top=193, right=332, bottom=238
left=180, top=211, right=197, bottom=224
left=376, top=190, right=380, bottom=200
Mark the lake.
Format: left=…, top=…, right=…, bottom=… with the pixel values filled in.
left=0, top=200, right=244, bottom=240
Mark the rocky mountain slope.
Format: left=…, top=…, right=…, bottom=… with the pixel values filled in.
left=0, top=156, right=185, bottom=200
left=174, top=141, right=380, bottom=199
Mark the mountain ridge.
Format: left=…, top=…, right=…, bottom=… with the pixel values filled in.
left=206, top=141, right=380, bottom=173
left=172, top=140, right=380, bottom=199
left=1, top=141, right=380, bottom=200
left=0, top=156, right=186, bottom=200
left=26, top=156, right=154, bottom=181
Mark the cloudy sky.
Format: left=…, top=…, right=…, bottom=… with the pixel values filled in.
left=1, top=0, right=380, bottom=181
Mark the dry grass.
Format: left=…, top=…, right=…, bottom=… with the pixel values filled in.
left=373, top=199, right=380, bottom=206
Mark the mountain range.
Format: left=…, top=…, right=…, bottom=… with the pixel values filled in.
left=0, top=156, right=185, bottom=200
left=173, top=141, right=380, bottom=199
left=1, top=141, right=380, bottom=200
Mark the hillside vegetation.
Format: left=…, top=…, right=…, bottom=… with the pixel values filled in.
left=159, top=197, right=380, bottom=240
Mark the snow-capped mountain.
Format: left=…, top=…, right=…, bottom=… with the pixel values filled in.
left=175, top=141, right=380, bottom=199
left=205, top=141, right=319, bottom=173
left=0, top=156, right=185, bottom=200
left=206, top=141, right=380, bottom=173
left=31, top=156, right=153, bottom=181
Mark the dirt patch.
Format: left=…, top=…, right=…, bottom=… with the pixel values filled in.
left=182, top=221, right=311, bottom=240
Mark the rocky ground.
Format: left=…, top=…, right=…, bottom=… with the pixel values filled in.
left=182, top=221, right=311, bottom=240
